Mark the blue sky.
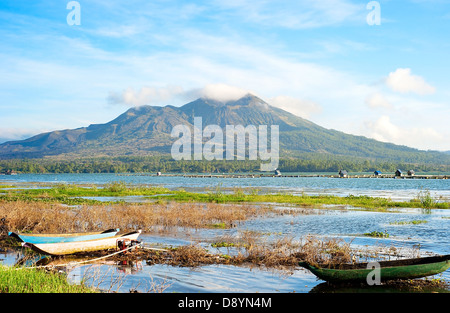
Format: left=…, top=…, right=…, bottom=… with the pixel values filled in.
left=1, top=0, right=449, bottom=151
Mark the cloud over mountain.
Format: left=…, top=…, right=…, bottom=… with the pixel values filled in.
left=386, top=68, right=436, bottom=95
left=107, top=84, right=255, bottom=107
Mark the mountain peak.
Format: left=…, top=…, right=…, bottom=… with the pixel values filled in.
left=199, top=92, right=255, bottom=102
left=199, top=93, right=262, bottom=104
left=195, top=93, right=270, bottom=110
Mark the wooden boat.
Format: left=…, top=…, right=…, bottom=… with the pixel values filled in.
left=298, top=255, right=450, bottom=283
left=9, top=228, right=120, bottom=244
left=23, top=230, right=142, bottom=256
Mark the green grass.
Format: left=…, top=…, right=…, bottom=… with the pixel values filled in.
left=152, top=190, right=448, bottom=211
left=0, top=265, right=95, bottom=293
left=363, top=231, right=390, bottom=238
left=0, top=185, right=16, bottom=189
left=0, top=182, right=173, bottom=205
left=413, top=190, right=438, bottom=208
left=211, top=241, right=240, bottom=248
left=207, top=222, right=228, bottom=229
left=24, top=181, right=171, bottom=197
left=389, top=220, right=429, bottom=225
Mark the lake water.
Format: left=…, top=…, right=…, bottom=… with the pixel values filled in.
left=1, top=173, right=449, bottom=293
left=1, top=172, right=449, bottom=201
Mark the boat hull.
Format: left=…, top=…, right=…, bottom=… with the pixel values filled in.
left=299, top=255, right=450, bottom=283
left=9, top=229, right=120, bottom=244
left=24, top=230, right=141, bottom=256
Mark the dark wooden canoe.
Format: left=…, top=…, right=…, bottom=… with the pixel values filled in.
left=299, top=255, right=450, bottom=283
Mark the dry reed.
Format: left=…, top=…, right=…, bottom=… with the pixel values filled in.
left=0, top=200, right=272, bottom=234
left=121, top=233, right=357, bottom=272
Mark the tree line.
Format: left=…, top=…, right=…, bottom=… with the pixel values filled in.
left=0, top=155, right=448, bottom=174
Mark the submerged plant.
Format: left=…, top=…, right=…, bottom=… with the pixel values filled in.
left=364, top=230, right=389, bottom=238
left=415, top=190, right=437, bottom=208
left=389, top=220, right=428, bottom=225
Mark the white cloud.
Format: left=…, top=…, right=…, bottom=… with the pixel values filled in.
left=93, top=25, right=141, bottom=38
left=107, top=84, right=255, bottom=106
left=364, top=115, right=444, bottom=150
left=107, top=85, right=186, bottom=106
left=385, top=68, right=436, bottom=95
left=214, top=0, right=364, bottom=29
left=196, top=84, right=252, bottom=102
left=269, top=96, right=322, bottom=118
left=106, top=82, right=324, bottom=121
left=365, top=93, right=392, bottom=109
left=0, top=127, right=46, bottom=143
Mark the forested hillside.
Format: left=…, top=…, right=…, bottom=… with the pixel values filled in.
left=1, top=155, right=448, bottom=174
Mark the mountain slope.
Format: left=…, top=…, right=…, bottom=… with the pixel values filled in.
left=0, top=94, right=448, bottom=164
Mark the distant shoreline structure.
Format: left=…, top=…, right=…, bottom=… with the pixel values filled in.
left=114, top=173, right=449, bottom=180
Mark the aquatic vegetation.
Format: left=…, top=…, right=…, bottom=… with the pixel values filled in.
left=0, top=182, right=173, bottom=205
left=0, top=185, right=15, bottom=189
left=0, top=182, right=448, bottom=210
left=364, top=231, right=389, bottom=238
left=157, top=190, right=448, bottom=210
left=125, top=235, right=358, bottom=270
left=211, top=241, right=238, bottom=248
left=411, top=190, right=442, bottom=209
left=210, top=241, right=250, bottom=249
left=389, top=220, right=428, bottom=225
left=207, top=222, right=228, bottom=229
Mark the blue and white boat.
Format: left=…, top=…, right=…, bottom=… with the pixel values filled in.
left=23, top=230, right=141, bottom=255
left=8, top=228, right=120, bottom=244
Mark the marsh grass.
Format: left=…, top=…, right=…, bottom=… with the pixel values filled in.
left=133, top=235, right=359, bottom=271
left=0, top=200, right=272, bottom=234
left=139, top=233, right=426, bottom=273
left=156, top=190, right=449, bottom=210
